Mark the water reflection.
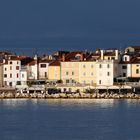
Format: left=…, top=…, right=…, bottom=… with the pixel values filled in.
left=44, top=99, right=115, bottom=108
left=126, top=99, right=140, bottom=107
left=1, top=99, right=140, bottom=109
left=0, top=99, right=29, bottom=109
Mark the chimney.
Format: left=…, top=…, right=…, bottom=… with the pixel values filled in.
left=62, top=54, right=65, bottom=61
left=101, top=50, right=104, bottom=60
left=34, top=55, right=38, bottom=60
left=3, top=59, right=5, bottom=64
left=115, top=50, right=118, bottom=60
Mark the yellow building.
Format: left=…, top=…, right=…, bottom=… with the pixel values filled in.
left=61, top=61, right=80, bottom=84
left=131, top=63, right=140, bottom=78
left=48, top=60, right=61, bottom=81
left=61, top=61, right=97, bottom=85
left=79, top=61, right=96, bottom=85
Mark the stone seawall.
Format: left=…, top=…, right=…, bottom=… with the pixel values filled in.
left=0, top=92, right=140, bottom=99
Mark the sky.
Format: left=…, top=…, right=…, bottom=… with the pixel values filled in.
left=0, top=0, right=140, bottom=55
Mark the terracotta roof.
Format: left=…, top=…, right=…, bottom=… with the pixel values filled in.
left=104, top=52, right=115, bottom=56
left=28, top=60, right=37, bottom=66
left=63, top=51, right=89, bottom=61
left=86, top=53, right=100, bottom=61
left=131, top=57, right=140, bottom=64
left=119, top=61, right=132, bottom=64
left=0, top=51, right=12, bottom=55
left=49, top=60, right=60, bottom=66
left=39, top=59, right=52, bottom=63
left=120, top=57, right=140, bottom=64
left=129, top=46, right=140, bottom=50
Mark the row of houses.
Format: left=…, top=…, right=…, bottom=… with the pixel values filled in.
left=0, top=46, right=140, bottom=88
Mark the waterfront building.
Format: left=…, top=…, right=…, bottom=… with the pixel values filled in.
left=129, top=57, right=140, bottom=82
left=3, top=57, right=21, bottom=87
left=61, top=51, right=98, bottom=85
left=79, top=61, right=96, bottom=85
left=38, top=60, right=51, bottom=80
left=0, top=64, right=3, bottom=87
left=96, top=49, right=120, bottom=86
left=119, top=53, right=132, bottom=78
left=48, top=60, right=61, bottom=81
left=61, top=52, right=87, bottom=84
left=27, top=55, right=38, bottom=80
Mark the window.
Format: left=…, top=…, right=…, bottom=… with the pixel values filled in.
left=10, top=66, right=12, bottom=70
left=123, top=73, right=126, bottom=77
left=137, top=65, right=139, bottom=67
left=99, top=80, right=101, bottom=84
left=91, top=64, right=94, bottom=68
left=17, top=81, right=21, bottom=85
left=91, top=72, right=94, bottom=76
left=66, top=72, right=69, bottom=75
left=17, top=73, right=19, bottom=78
left=17, top=61, right=19, bottom=64
left=45, top=72, right=47, bottom=78
left=122, top=65, right=127, bottom=69
left=5, top=68, right=7, bottom=71
left=22, top=74, right=24, bottom=78
left=10, top=74, right=12, bottom=78
left=66, top=79, right=69, bottom=83
left=124, top=57, right=127, bottom=61
left=4, top=81, right=7, bottom=86
left=107, top=64, right=110, bottom=68
left=72, top=72, right=74, bottom=75
left=4, top=74, right=7, bottom=78
left=83, top=72, right=86, bottom=76
left=107, top=72, right=110, bottom=76
left=16, top=66, right=19, bottom=70
left=10, top=61, right=12, bottom=64
left=83, top=64, right=86, bottom=68
left=136, top=69, right=139, bottom=74
left=40, top=64, right=46, bottom=68
left=99, top=64, right=102, bottom=68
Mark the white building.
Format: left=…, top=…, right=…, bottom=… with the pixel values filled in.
left=119, top=54, right=132, bottom=78
left=38, top=60, right=50, bottom=80
left=3, top=58, right=21, bottom=87
left=27, top=55, right=38, bottom=80
left=96, top=60, right=119, bottom=86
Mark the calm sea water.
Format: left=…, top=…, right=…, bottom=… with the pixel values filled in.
left=0, top=99, right=140, bottom=140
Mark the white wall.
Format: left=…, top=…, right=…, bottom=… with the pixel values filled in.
left=28, top=64, right=38, bottom=80
left=3, top=60, right=21, bottom=87
left=39, top=63, right=49, bottom=79
left=96, top=60, right=117, bottom=86
left=119, top=64, right=131, bottom=77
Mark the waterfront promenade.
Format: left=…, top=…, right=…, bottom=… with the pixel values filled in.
left=0, top=92, right=140, bottom=99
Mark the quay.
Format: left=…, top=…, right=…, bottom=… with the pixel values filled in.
left=0, top=84, right=140, bottom=99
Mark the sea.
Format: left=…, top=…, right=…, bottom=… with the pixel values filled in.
left=0, top=99, right=140, bottom=140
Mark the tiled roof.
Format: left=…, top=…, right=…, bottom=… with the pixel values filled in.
left=129, top=46, right=140, bottom=50
left=49, top=60, right=60, bottom=66
left=28, top=60, right=37, bottom=66
left=39, top=60, right=52, bottom=63
left=120, top=57, right=140, bottom=64
left=104, top=52, right=115, bottom=56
